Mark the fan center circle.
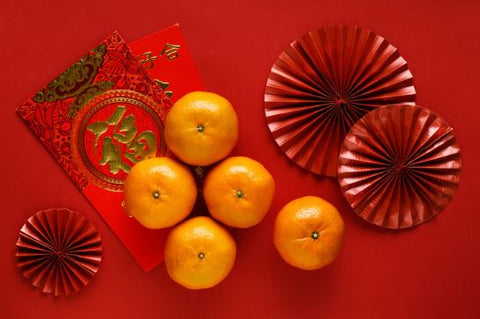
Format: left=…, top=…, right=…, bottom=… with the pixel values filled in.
left=334, top=97, right=349, bottom=110
left=393, top=162, right=407, bottom=173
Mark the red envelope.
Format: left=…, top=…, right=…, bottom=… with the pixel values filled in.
left=17, top=26, right=204, bottom=272
left=130, top=23, right=205, bottom=102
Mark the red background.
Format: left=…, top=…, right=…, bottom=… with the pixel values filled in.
left=1, top=0, right=479, bottom=318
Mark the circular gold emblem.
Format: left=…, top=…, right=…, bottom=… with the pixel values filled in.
left=71, top=90, right=166, bottom=191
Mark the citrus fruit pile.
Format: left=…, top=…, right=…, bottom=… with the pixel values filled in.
left=123, top=91, right=344, bottom=289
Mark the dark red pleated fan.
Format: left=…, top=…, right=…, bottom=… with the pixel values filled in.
left=16, top=208, right=103, bottom=296
left=338, top=105, right=461, bottom=229
left=265, top=25, right=416, bottom=176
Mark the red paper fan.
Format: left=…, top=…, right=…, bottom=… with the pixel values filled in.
left=338, top=105, right=461, bottom=229
left=265, top=25, right=416, bottom=176
left=16, top=208, right=103, bottom=296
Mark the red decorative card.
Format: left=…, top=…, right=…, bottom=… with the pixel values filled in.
left=17, top=26, right=204, bottom=272
left=130, top=23, right=205, bottom=102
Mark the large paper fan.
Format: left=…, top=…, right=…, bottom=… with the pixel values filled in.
left=16, top=208, right=103, bottom=296
left=337, top=105, right=461, bottom=229
left=265, top=25, right=416, bottom=176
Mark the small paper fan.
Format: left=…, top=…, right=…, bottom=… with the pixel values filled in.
left=264, top=25, right=416, bottom=176
left=337, top=105, right=461, bottom=229
left=16, top=208, right=103, bottom=296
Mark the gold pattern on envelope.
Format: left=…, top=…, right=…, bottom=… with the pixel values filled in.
left=155, top=80, right=173, bottom=98
left=141, top=51, right=157, bottom=69
left=31, top=43, right=110, bottom=118
left=160, top=43, right=181, bottom=60
left=71, top=90, right=165, bottom=192
left=139, top=43, right=180, bottom=98
left=87, top=105, right=157, bottom=174
left=140, top=42, right=181, bottom=69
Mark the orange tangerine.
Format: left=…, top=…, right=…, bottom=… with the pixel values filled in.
left=164, top=216, right=236, bottom=289
left=203, top=156, right=275, bottom=228
left=165, top=91, right=239, bottom=166
left=123, top=157, right=197, bottom=229
left=273, top=196, right=344, bottom=270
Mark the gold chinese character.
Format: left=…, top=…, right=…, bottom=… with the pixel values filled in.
left=87, top=105, right=157, bottom=174
left=99, top=137, right=131, bottom=174
left=154, top=79, right=173, bottom=98
left=140, top=51, right=158, bottom=69
left=125, top=131, right=157, bottom=163
left=160, top=43, right=181, bottom=60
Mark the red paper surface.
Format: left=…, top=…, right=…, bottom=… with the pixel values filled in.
left=16, top=26, right=204, bottom=272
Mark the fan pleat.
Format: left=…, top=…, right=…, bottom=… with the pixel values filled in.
left=16, top=208, right=102, bottom=296
left=338, top=105, right=461, bottom=229
left=265, top=25, right=416, bottom=176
